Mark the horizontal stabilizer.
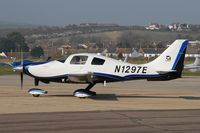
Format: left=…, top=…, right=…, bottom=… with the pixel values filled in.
left=156, top=70, right=176, bottom=74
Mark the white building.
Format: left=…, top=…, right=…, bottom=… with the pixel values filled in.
left=168, top=23, right=180, bottom=31
left=145, top=23, right=160, bottom=30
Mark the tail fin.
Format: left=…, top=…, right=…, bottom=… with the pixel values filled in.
left=148, top=39, right=189, bottom=79
left=194, top=57, right=200, bottom=66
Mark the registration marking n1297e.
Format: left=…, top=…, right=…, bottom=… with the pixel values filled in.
left=114, top=65, right=147, bottom=74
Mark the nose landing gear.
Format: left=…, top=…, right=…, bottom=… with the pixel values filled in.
left=28, top=88, right=48, bottom=97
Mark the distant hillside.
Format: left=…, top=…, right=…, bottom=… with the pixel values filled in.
left=0, top=21, right=38, bottom=29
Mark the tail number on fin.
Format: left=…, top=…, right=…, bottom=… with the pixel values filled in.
left=114, top=65, right=147, bottom=74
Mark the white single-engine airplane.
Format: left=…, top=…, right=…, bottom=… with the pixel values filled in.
left=22, top=39, right=189, bottom=98
left=184, top=56, right=200, bottom=72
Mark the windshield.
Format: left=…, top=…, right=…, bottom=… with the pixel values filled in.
left=56, top=55, right=70, bottom=63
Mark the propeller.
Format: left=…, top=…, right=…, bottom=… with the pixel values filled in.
left=20, top=71, right=23, bottom=89
left=20, top=48, right=24, bottom=89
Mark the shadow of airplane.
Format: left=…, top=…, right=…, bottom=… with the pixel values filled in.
left=90, top=94, right=118, bottom=101
left=117, top=95, right=200, bottom=100
left=179, top=96, right=200, bottom=100
left=46, top=94, right=74, bottom=97
left=45, top=94, right=200, bottom=101
left=46, top=94, right=118, bottom=101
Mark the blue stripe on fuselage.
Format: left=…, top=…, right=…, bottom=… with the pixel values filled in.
left=93, top=72, right=160, bottom=80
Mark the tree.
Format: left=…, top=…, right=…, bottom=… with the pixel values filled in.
left=196, top=35, right=200, bottom=41
left=176, top=34, right=194, bottom=40
left=117, top=31, right=152, bottom=48
left=116, top=42, right=130, bottom=48
left=118, top=53, right=123, bottom=59
left=7, top=32, right=29, bottom=52
left=0, top=37, right=16, bottom=52
left=31, top=46, right=44, bottom=58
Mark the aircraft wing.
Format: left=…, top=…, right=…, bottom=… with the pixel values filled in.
left=67, top=72, right=117, bottom=83
left=0, top=62, right=12, bottom=67
left=68, top=72, right=94, bottom=83
left=184, top=57, right=200, bottom=70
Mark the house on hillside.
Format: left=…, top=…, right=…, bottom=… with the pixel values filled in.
left=177, top=24, right=190, bottom=31
left=189, top=40, right=200, bottom=47
left=168, top=23, right=190, bottom=31
left=142, top=48, right=165, bottom=58
left=142, top=47, right=200, bottom=58
left=168, top=23, right=180, bottom=31
left=104, top=48, right=117, bottom=57
left=58, top=45, right=72, bottom=55
left=145, top=23, right=160, bottom=30
left=78, top=44, right=88, bottom=49
left=129, top=48, right=143, bottom=58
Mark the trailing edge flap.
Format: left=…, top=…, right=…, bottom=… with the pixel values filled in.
left=156, top=70, right=177, bottom=74
left=68, top=72, right=93, bottom=83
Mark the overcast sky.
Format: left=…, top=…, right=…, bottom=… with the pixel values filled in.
left=0, top=0, right=199, bottom=26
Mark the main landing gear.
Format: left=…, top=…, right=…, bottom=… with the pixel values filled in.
left=28, top=88, right=48, bottom=97
left=28, top=83, right=96, bottom=98
left=73, top=83, right=96, bottom=98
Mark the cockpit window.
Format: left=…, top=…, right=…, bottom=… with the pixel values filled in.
left=56, top=55, right=69, bottom=63
left=70, top=56, right=88, bottom=65
left=91, top=57, right=105, bottom=65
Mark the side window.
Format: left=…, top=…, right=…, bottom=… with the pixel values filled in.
left=91, top=57, right=105, bottom=65
left=70, top=56, right=88, bottom=65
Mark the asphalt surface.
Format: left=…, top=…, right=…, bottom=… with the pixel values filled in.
left=0, top=75, right=200, bottom=132
left=0, top=75, right=200, bottom=113
left=1, top=110, right=200, bottom=133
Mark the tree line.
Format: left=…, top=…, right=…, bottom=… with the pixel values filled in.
left=0, top=32, right=29, bottom=52
left=0, top=32, right=44, bottom=58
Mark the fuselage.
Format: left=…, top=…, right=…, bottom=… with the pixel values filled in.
left=24, top=53, right=159, bottom=83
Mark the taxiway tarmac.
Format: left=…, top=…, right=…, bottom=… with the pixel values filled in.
left=1, top=110, right=200, bottom=133
left=0, top=75, right=200, bottom=113
left=0, top=75, right=200, bottom=132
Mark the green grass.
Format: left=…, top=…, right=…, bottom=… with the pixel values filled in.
left=182, top=70, right=200, bottom=76
left=0, top=66, right=16, bottom=75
